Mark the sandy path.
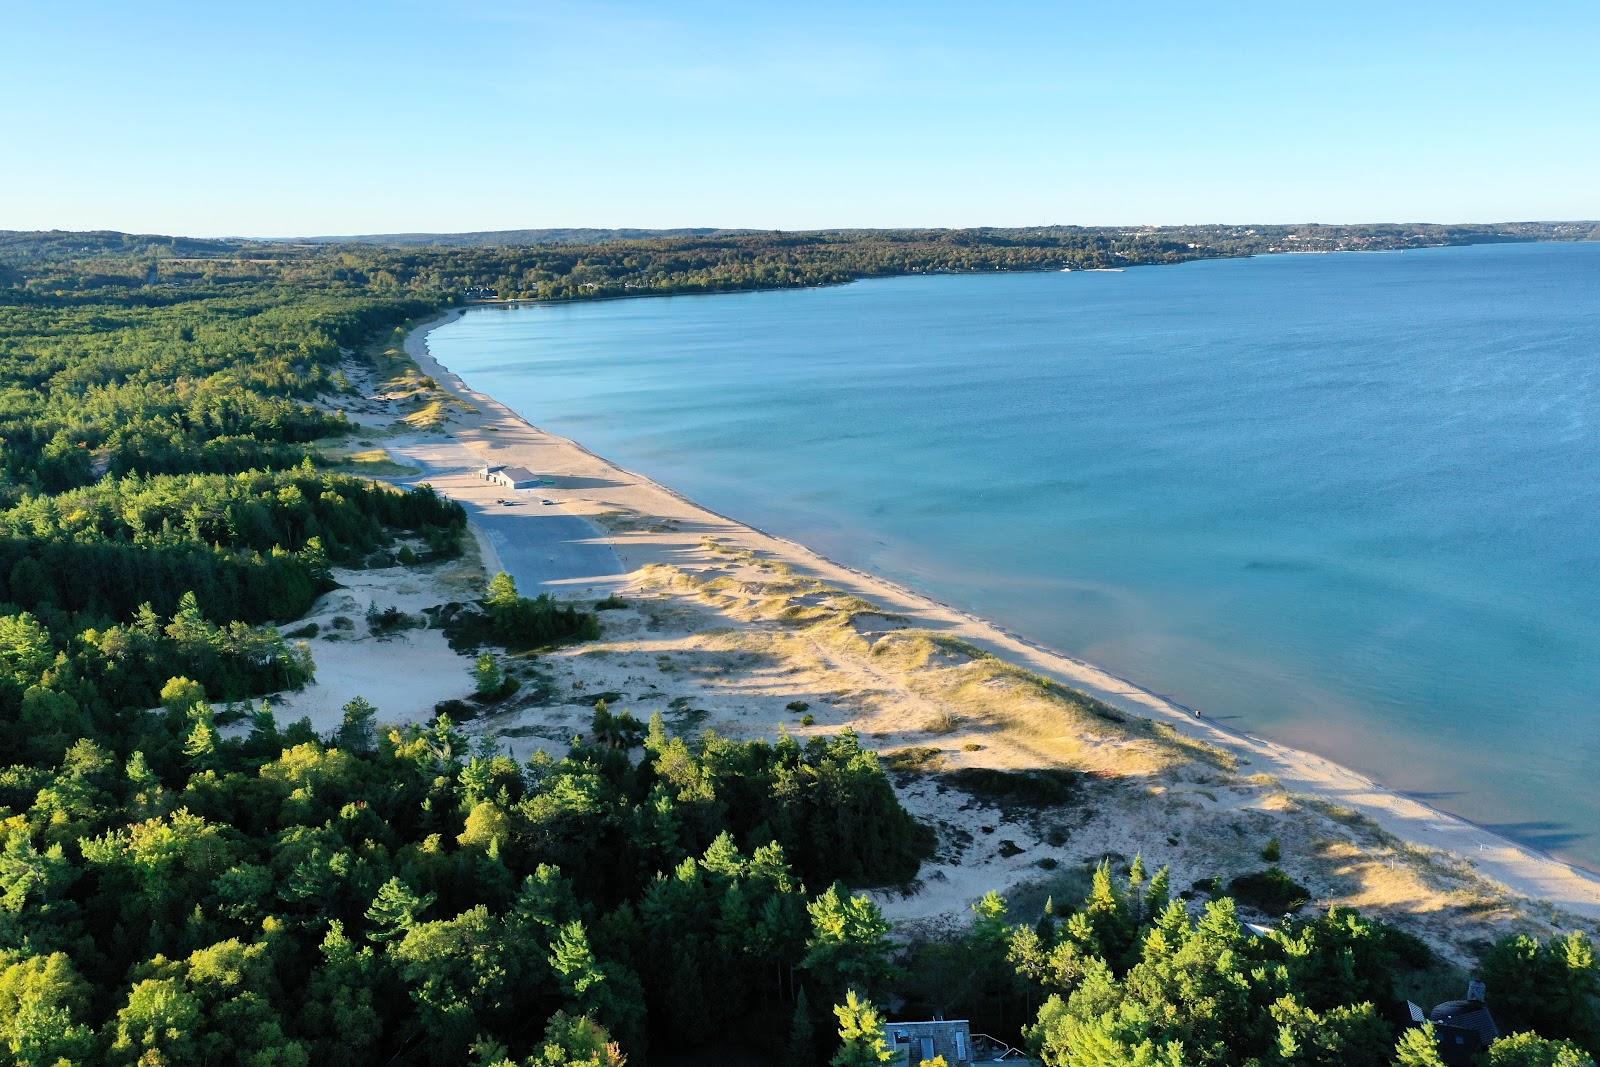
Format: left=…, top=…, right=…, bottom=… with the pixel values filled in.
left=395, top=307, right=1600, bottom=922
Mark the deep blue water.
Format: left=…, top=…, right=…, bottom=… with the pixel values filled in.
left=430, top=242, right=1600, bottom=868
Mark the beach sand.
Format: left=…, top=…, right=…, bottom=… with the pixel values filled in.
left=294, top=307, right=1600, bottom=956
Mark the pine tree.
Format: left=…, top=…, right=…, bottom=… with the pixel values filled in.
left=486, top=571, right=519, bottom=610
left=124, top=751, right=167, bottom=820
left=550, top=920, right=608, bottom=1014
left=474, top=653, right=504, bottom=697
left=159, top=676, right=206, bottom=725
left=805, top=883, right=894, bottom=997
left=1393, top=1023, right=1447, bottom=1067
left=830, top=989, right=893, bottom=1067
left=336, top=696, right=378, bottom=753
left=786, top=988, right=817, bottom=1067
left=1481, top=1031, right=1595, bottom=1067
left=1145, top=867, right=1172, bottom=920
left=182, top=703, right=219, bottom=770
left=971, top=890, right=1010, bottom=944
left=1035, top=895, right=1058, bottom=942
left=1084, top=859, right=1135, bottom=963
left=365, top=877, right=435, bottom=941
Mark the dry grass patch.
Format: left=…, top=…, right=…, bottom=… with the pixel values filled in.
left=331, top=447, right=422, bottom=477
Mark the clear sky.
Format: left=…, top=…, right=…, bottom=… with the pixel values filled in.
left=5, top=1, right=1597, bottom=236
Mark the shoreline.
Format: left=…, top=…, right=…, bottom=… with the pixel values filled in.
left=392, top=305, right=1600, bottom=925
left=453, top=237, right=1564, bottom=308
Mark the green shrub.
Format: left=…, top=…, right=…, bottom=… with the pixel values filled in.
left=366, top=604, right=415, bottom=633
left=941, top=767, right=1079, bottom=808
left=434, top=698, right=474, bottom=720
left=883, top=746, right=945, bottom=773
left=1228, top=867, right=1310, bottom=914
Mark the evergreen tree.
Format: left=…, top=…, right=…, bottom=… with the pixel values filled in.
left=1482, top=1032, right=1597, bottom=1067
left=805, top=883, right=894, bottom=997
left=830, top=989, right=894, bottom=1067
left=551, top=920, right=607, bottom=1009
left=365, top=877, right=436, bottom=941
left=475, top=653, right=504, bottom=696
left=182, top=701, right=220, bottom=770
left=1144, top=867, right=1171, bottom=920
left=1392, top=1024, right=1448, bottom=1067
left=336, top=696, right=378, bottom=753
left=786, top=988, right=818, bottom=1067
left=487, top=572, right=519, bottom=609
left=0, top=952, right=95, bottom=1066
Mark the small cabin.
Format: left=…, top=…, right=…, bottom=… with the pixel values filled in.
left=487, top=465, right=539, bottom=490
left=1428, top=986, right=1500, bottom=1067
left=886, top=1019, right=973, bottom=1066
left=1388, top=981, right=1500, bottom=1067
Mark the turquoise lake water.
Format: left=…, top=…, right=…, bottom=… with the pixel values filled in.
left=429, top=242, right=1600, bottom=868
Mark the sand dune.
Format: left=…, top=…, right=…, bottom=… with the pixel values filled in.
left=292, top=308, right=1600, bottom=959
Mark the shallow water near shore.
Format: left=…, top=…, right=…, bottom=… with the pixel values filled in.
left=429, top=241, right=1600, bottom=869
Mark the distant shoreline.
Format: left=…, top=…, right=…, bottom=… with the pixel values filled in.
left=454, top=236, right=1583, bottom=308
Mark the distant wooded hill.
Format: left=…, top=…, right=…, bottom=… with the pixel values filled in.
left=281, top=220, right=1600, bottom=250
left=3, top=221, right=1597, bottom=302
left=290, top=227, right=741, bottom=246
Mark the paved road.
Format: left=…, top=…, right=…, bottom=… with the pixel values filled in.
left=387, top=448, right=625, bottom=599
left=466, top=498, right=623, bottom=598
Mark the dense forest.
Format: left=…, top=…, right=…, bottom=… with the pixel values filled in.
left=0, top=232, right=1597, bottom=1065
left=5, top=220, right=1594, bottom=303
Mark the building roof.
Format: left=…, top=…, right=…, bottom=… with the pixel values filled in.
left=887, top=1019, right=970, bottom=1032
left=1382, top=1000, right=1426, bottom=1030
left=498, top=465, right=538, bottom=482
left=1428, top=1000, right=1499, bottom=1047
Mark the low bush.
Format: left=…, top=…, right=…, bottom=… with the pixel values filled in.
left=884, top=746, right=946, bottom=774
left=942, top=767, right=1079, bottom=808
left=434, top=698, right=474, bottom=720
left=366, top=604, right=416, bottom=633
left=1228, top=866, right=1310, bottom=914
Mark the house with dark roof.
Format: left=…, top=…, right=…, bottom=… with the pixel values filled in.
left=1387, top=981, right=1500, bottom=1067
left=1428, top=992, right=1500, bottom=1066
left=885, top=1019, right=973, bottom=1065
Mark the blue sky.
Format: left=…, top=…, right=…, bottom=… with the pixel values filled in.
left=5, top=1, right=1597, bottom=235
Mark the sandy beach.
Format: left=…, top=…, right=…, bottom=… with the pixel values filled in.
left=293, top=306, right=1600, bottom=957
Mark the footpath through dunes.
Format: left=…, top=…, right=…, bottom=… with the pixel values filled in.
left=319, top=308, right=1600, bottom=957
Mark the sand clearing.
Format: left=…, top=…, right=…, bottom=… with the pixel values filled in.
left=273, top=309, right=1600, bottom=959
left=261, top=563, right=479, bottom=736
